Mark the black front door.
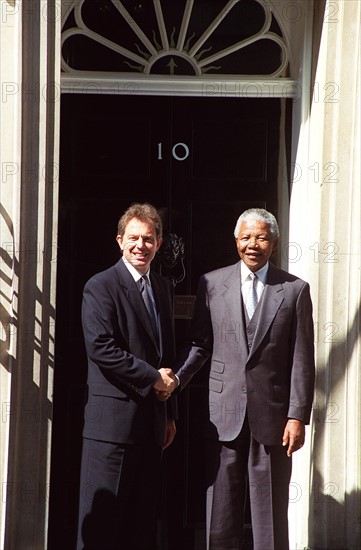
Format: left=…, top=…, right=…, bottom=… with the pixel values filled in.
left=49, top=94, right=282, bottom=549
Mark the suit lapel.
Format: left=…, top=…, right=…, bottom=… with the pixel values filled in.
left=222, top=262, right=248, bottom=353
left=150, top=273, right=167, bottom=322
left=247, top=264, right=284, bottom=360
left=150, top=272, right=169, bottom=352
left=116, top=259, right=160, bottom=350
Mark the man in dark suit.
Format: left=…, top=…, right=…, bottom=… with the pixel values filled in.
left=172, top=208, right=315, bottom=550
left=77, top=203, right=178, bottom=550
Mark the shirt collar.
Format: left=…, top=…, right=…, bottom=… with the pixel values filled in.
left=122, top=257, right=150, bottom=283
left=241, top=260, right=269, bottom=286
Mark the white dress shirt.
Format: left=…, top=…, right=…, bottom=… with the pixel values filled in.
left=122, top=257, right=157, bottom=313
left=241, top=261, right=269, bottom=305
left=122, top=257, right=164, bottom=358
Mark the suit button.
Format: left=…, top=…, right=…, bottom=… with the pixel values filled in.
left=248, top=342, right=252, bottom=348
left=242, top=387, right=247, bottom=394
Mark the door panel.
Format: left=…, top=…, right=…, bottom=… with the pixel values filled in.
left=49, top=94, right=281, bottom=549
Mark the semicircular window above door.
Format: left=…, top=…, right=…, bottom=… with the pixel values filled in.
left=61, top=0, right=289, bottom=77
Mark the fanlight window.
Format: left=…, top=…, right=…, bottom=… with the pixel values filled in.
left=62, top=0, right=289, bottom=77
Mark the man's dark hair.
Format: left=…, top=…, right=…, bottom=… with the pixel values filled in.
left=117, top=203, right=163, bottom=240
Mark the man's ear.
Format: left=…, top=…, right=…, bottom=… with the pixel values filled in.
left=116, top=235, right=123, bottom=251
left=272, top=238, right=278, bottom=255
left=156, top=237, right=163, bottom=251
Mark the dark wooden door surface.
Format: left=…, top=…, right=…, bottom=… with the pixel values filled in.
left=49, top=94, right=281, bottom=549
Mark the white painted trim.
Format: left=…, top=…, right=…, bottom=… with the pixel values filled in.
left=61, top=0, right=291, bottom=81
left=61, top=73, right=300, bottom=97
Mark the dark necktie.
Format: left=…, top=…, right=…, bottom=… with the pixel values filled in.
left=245, top=272, right=258, bottom=319
left=140, top=275, right=158, bottom=339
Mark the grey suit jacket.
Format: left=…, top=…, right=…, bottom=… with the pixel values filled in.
left=81, top=258, right=175, bottom=446
left=175, top=261, right=315, bottom=445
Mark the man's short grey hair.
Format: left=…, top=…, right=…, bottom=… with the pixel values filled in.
left=234, top=208, right=279, bottom=239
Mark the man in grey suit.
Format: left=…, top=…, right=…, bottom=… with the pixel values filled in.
left=171, top=208, right=315, bottom=550
left=77, top=203, right=178, bottom=550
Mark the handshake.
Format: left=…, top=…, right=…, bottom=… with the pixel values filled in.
left=153, top=367, right=179, bottom=401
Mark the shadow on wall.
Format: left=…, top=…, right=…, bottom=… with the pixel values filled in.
left=310, top=0, right=328, bottom=112
left=0, top=202, right=55, bottom=546
left=308, top=300, right=361, bottom=549
left=305, top=1, right=361, bottom=548
left=0, top=204, right=18, bottom=371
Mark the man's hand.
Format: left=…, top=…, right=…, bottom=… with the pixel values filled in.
left=282, top=419, right=305, bottom=457
left=154, top=389, right=170, bottom=401
left=153, top=367, right=177, bottom=394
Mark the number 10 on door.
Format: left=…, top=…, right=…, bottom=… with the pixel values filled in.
left=157, top=142, right=190, bottom=161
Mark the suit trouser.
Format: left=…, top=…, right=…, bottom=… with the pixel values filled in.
left=76, top=438, right=162, bottom=550
left=206, top=418, right=292, bottom=550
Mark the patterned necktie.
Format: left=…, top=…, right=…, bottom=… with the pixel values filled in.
left=140, top=275, right=158, bottom=338
left=246, top=272, right=258, bottom=319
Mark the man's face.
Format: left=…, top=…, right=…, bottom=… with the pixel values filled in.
left=236, top=219, right=277, bottom=272
left=116, top=217, right=162, bottom=274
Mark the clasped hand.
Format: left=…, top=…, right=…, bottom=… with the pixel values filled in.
left=153, top=368, right=177, bottom=401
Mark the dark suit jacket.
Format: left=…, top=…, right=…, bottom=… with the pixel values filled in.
left=81, top=258, right=175, bottom=446
left=175, top=261, right=315, bottom=446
